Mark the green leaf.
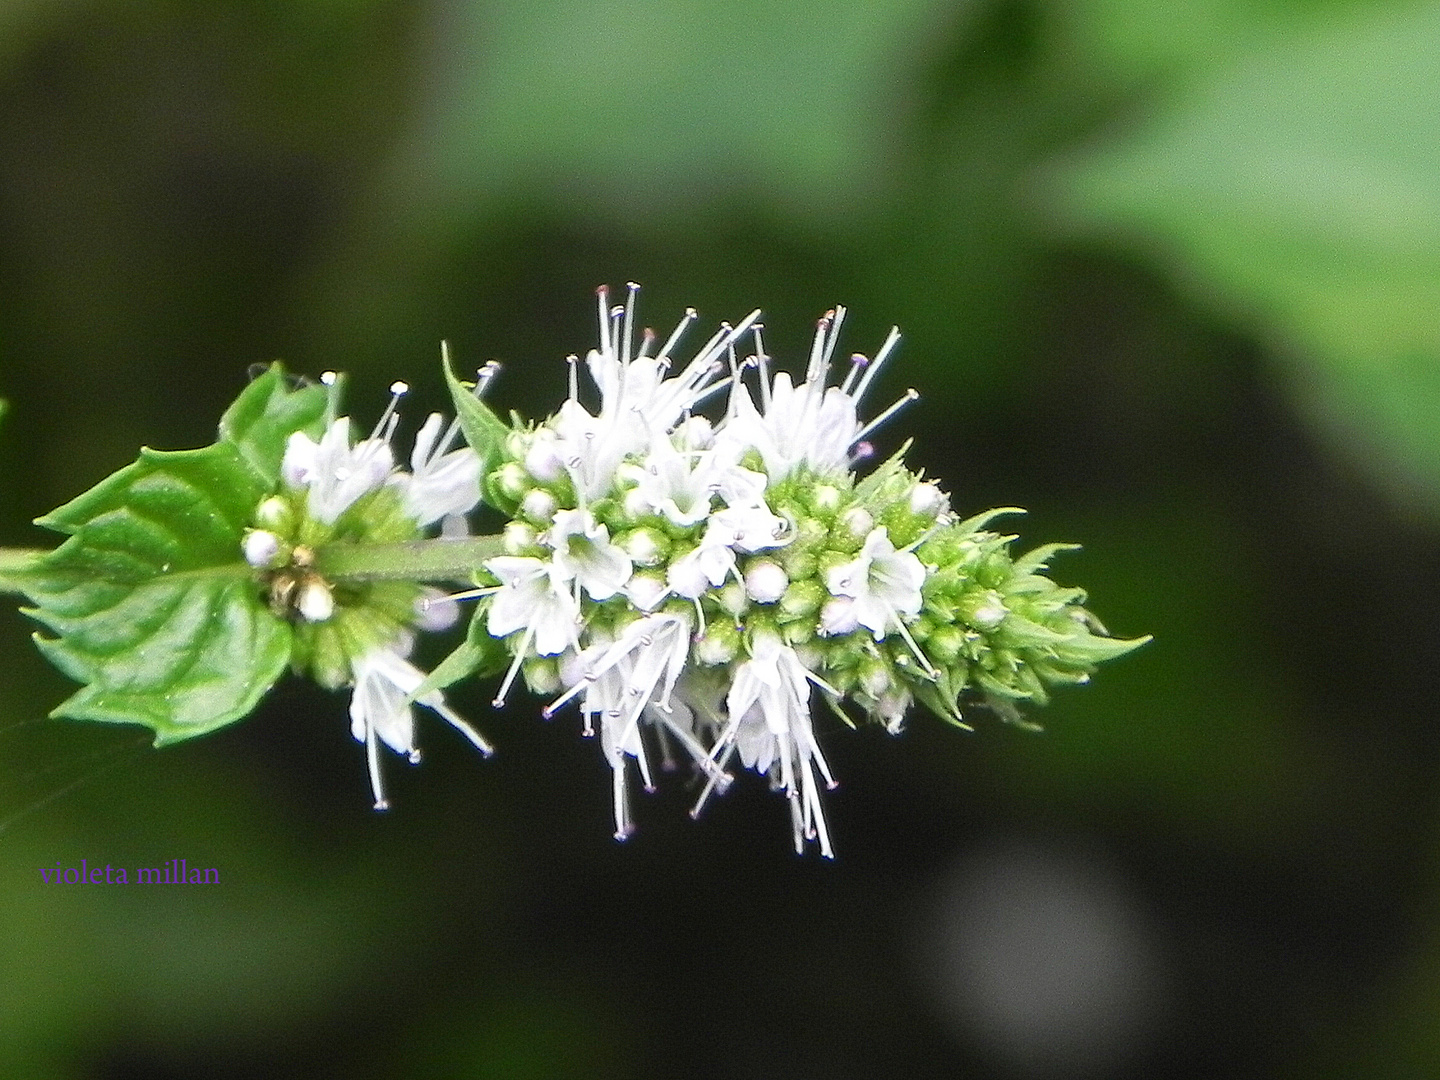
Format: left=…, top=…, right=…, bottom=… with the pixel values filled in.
left=18, top=368, right=322, bottom=744
left=1050, top=2, right=1440, bottom=518
left=219, top=363, right=328, bottom=488
left=415, top=600, right=510, bottom=697
left=444, top=352, right=510, bottom=493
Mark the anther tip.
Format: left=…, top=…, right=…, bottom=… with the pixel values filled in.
left=320, top=371, right=338, bottom=386
left=407, top=749, right=422, bottom=764
left=372, top=799, right=390, bottom=811
left=390, top=380, right=409, bottom=395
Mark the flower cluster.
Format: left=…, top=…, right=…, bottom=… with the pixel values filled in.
left=242, top=373, right=494, bottom=809
left=468, top=285, right=1145, bottom=856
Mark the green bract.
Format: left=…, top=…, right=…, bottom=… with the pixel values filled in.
left=19, top=366, right=325, bottom=745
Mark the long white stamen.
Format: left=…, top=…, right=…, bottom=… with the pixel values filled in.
left=853, top=388, right=919, bottom=446
left=658, top=307, right=698, bottom=360
left=369, top=381, right=408, bottom=441
left=622, top=281, right=639, bottom=363
left=752, top=323, right=772, bottom=411
left=434, top=702, right=495, bottom=756
left=853, top=326, right=900, bottom=402
left=366, top=723, right=388, bottom=811
left=595, top=285, right=611, bottom=359
left=491, top=625, right=535, bottom=707
left=840, top=352, right=868, bottom=395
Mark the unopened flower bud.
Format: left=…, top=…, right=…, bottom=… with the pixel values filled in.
left=908, top=482, right=946, bottom=517
left=745, top=560, right=788, bottom=604
left=718, top=581, right=749, bottom=617
left=811, top=485, right=841, bottom=514
left=493, top=461, right=530, bottom=502
left=297, top=579, right=335, bottom=623
left=523, top=657, right=562, bottom=695
left=503, top=520, right=537, bottom=553
left=624, top=571, right=668, bottom=611
left=524, top=431, right=565, bottom=483
left=620, top=526, right=668, bottom=567
left=965, top=590, right=1008, bottom=630
left=839, top=506, right=873, bottom=541
left=255, top=496, right=292, bottom=531
left=695, top=622, right=740, bottom=665
left=243, top=529, right=282, bottom=568
left=520, top=488, right=557, bottom=524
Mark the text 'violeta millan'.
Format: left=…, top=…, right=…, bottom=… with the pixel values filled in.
left=39, top=860, right=218, bottom=884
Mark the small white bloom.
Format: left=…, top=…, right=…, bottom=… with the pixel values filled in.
left=485, top=556, right=581, bottom=657
left=349, top=646, right=492, bottom=810
left=628, top=433, right=715, bottom=527
left=717, top=308, right=913, bottom=483
left=282, top=418, right=394, bottom=524
left=523, top=427, right=566, bottom=483
left=484, top=555, right=583, bottom=706
left=825, top=526, right=925, bottom=639
left=396, top=412, right=482, bottom=526
left=545, top=613, right=715, bottom=839
left=547, top=508, right=633, bottom=600
left=667, top=539, right=737, bottom=600
left=703, top=633, right=839, bottom=857
left=550, top=285, right=760, bottom=500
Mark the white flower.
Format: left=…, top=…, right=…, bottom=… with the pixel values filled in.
left=701, top=634, right=839, bottom=857
left=484, top=555, right=582, bottom=705
left=550, top=285, right=760, bottom=500
left=485, top=556, right=581, bottom=654
left=395, top=412, right=481, bottom=525
left=544, top=613, right=715, bottom=839
left=547, top=508, right=633, bottom=600
left=824, top=526, right=926, bottom=639
left=282, top=418, right=393, bottom=524
left=622, top=433, right=716, bottom=527
left=718, top=307, right=914, bottom=482
left=349, top=646, right=493, bottom=810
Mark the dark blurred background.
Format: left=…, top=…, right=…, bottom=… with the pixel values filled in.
left=3, top=1, right=1440, bottom=1077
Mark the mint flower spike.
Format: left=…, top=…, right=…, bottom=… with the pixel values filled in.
left=464, top=284, right=1149, bottom=857
left=257, top=371, right=493, bottom=808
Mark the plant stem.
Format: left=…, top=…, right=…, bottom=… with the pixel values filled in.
left=314, top=534, right=506, bottom=583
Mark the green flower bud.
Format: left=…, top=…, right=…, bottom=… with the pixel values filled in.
left=695, top=621, right=740, bottom=665
left=779, top=579, right=825, bottom=619
left=619, top=525, right=669, bottom=567
left=493, top=461, right=530, bottom=503
left=718, top=580, right=748, bottom=617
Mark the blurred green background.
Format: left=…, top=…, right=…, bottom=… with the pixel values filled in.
left=2, top=0, right=1440, bottom=1076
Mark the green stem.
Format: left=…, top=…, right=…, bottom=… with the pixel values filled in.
left=314, top=534, right=507, bottom=583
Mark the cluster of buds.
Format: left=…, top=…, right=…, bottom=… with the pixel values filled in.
left=464, top=285, right=1145, bottom=855
left=241, top=372, right=494, bottom=809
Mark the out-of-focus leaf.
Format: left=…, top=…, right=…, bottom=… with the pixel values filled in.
left=1049, top=1, right=1440, bottom=517
left=397, top=0, right=943, bottom=221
